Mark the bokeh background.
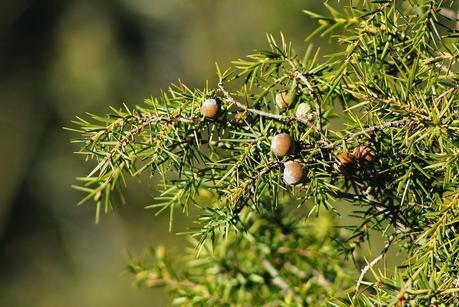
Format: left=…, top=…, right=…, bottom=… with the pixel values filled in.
left=0, top=1, right=334, bottom=306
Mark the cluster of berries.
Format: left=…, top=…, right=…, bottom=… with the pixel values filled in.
left=201, top=96, right=375, bottom=187
left=201, top=96, right=306, bottom=186
left=270, top=133, right=304, bottom=185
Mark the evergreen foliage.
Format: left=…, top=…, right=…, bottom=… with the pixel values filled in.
left=69, top=0, right=459, bottom=305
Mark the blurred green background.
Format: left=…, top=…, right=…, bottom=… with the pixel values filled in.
left=0, top=1, right=333, bottom=306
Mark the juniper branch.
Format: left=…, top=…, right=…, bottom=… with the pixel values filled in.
left=70, top=0, right=459, bottom=304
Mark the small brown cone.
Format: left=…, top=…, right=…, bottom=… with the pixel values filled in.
left=271, top=133, right=293, bottom=157
left=283, top=161, right=304, bottom=185
left=201, top=98, right=220, bottom=119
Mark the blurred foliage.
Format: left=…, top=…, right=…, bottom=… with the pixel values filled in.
left=0, top=0, right=326, bottom=306
left=130, top=211, right=355, bottom=305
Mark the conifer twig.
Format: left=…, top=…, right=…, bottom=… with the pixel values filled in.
left=87, top=114, right=208, bottom=178
left=366, top=0, right=394, bottom=23
left=232, top=160, right=284, bottom=213
left=286, top=59, right=324, bottom=138
left=218, top=83, right=312, bottom=126
left=432, top=83, right=459, bottom=105
left=344, top=120, right=411, bottom=140
left=353, top=235, right=396, bottom=300
left=321, top=120, right=412, bottom=150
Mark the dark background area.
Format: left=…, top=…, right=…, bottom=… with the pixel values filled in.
left=0, top=1, right=333, bottom=306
